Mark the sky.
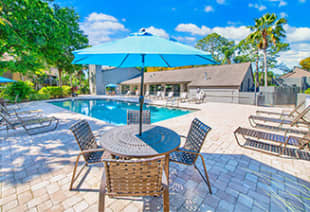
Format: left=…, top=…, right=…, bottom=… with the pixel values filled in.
left=56, top=0, right=310, bottom=71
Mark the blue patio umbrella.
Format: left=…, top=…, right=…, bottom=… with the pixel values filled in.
left=105, top=83, right=118, bottom=88
left=0, top=76, right=16, bottom=83
left=73, top=29, right=216, bottom=135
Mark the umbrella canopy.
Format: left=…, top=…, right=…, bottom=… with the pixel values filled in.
left=0, top=76, right=16, bottom=83
left=105, top=83, right=118, bottom=88
left=73, top=30, right=217, bottom=135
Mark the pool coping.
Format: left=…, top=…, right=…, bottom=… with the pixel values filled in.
left=45, top=95, right=200, bottom=111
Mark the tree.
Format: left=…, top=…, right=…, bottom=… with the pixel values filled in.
left=196, top=33, right=235, bottom=64
left=0, top=0, right=57, bottom=76
left=248, top=13, right=288, bottom=87
left=300, top=57, right=310, bottom=71
left=46, top=5, right=88, bottom=87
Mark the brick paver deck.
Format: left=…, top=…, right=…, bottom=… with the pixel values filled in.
left=1, top=97, right=309, bottom=212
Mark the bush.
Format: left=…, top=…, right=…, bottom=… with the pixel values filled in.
left=38, top=86, right=72, bottom=98
left=305, top=88, right=310, bottom=94
left=2, top=81, right=34, bottom=102
left=28, top=93, right=50, bottom=101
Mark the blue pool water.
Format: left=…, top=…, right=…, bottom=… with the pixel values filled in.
left=50, top=99, right=191, bottom=125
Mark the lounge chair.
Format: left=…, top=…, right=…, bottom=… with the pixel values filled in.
left=234, top=127, right=310, bottom=160
left=127, top=109, right=151, bottom=125
left=178, top=92, right=188, bottom=103
left=99, top=156, right=169, bottom=212
left=249, top=106, right=310, bottom=130
left=0, top=104, right=41, bottom=118
left=0, top=111, right=59, bottom=135
left=170, top=118, right=212, bottom=193
left=256, top=101, right=306, bottom=118
left=69, top=120, right=111, bottom=190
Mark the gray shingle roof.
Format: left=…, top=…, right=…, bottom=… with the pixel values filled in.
left=280, top=67, right=310, bottom=79
left=121, top=62, right=252, bottom=88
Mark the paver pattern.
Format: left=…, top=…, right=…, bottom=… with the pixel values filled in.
left=1, top=97, right=309, bottom=212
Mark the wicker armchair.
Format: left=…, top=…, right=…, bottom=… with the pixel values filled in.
left=127, top=109, right=151, bottom=125
left=99, top=156, right=169, bottom=212
left=170, top=118, right=212, bottom=194
left=70, top=120, right=110, bottom=190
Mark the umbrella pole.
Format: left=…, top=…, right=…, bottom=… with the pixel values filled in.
left=139, top=54, right=145, bottom=136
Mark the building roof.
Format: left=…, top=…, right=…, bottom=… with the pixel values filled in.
left=121, top=62, right=252, bottom=88
left=280, top=67, right=310, bottom=79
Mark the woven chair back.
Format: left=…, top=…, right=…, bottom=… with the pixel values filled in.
left=127, top=110, right=151, bottom=125
left=70, top=120, right=97, bottom=161
left=103, top=156, right=165, bottom=196
left=183, top=118, right=212, bottom=157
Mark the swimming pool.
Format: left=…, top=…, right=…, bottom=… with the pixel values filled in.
left=50, top=99, right=191, bottom=125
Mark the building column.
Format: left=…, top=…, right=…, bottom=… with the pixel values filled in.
left=180, top=83, right=185, bottom=92
left=88, top=64, right=97, bottom=95
left=161, top=83, right=166, bottom=96
left=146, top=84, right=150, bottom=94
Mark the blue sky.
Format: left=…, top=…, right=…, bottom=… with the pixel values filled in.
left=57, top=0, right=310, bottom=69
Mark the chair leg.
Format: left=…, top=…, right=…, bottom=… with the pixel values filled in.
left=99, top=173, right=106, bottom=212
left=163, top=185, right=169, bottom=212
left=69, top=154, right=86, bottom=190
left=194, top=153, right=212, bottom=194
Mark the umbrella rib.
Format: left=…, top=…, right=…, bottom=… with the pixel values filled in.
left=159, top=55, right=171, bottom=67
left=74, top=56, right=89, bottom=64
left=118, top=54, right=130, bottom=67
left=196, top=55, right=217, bottom=64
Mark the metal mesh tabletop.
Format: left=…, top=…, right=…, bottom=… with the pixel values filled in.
left=100, top=125, right=180, bottom=157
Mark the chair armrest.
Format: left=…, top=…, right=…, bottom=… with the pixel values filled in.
left=79, top=148, right=106, bottom=154
left=179, top=135, right=187, bottom=139
left=176, top=147, right=199, bottom=155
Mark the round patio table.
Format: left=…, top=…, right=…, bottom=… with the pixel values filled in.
left=99, top=124, right=180, bottom=183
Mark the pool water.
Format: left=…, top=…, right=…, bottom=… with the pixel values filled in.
left=50, top=99, right=191, bottom=125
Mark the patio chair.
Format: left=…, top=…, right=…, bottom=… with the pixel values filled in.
left=256, top=100, right=306, bottom=118
left=179, top=92, right=188, bottom=103
left=127, top=109, right=151, bottom=125
left=99, top=156, right=169, bottom=212
left=0, top=111, right=59, bottom=135
left=69, top=120, right=111, bottom=190
left=0, top=104, right=41, bottom=118
left=170, top=118, right=212, bottom=194
left=249, top=106, right=310, bottom=130
left=234, top=127, right=310, bottom=160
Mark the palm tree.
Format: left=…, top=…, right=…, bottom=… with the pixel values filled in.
left=248, top=13, right=287, bottom=87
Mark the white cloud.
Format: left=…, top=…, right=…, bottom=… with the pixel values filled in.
left=175, top=24, right=211, bottom=36
left=204, top=5, right=214, bottom=13
left=143, top=26, right=169, bottom=38
left=216, top=0, right=225, bottom=4
left=80, top=12, right=127, bottom=45
left=267, top=0, right=287, bottom=7
left=286, top=25, right=310, bottom=42
left=87, top=12, right=117, bottom=22
left=279, top=43, right=310, bottom=68
left=280, top=12, right=287, bottom=18
left=299, top=0, right=306, bottom=3
left=121, top=18, right=126, bottom=22
left=175, top=23, right=251, bottom=41
left=248, top=3, right=267, bottom=11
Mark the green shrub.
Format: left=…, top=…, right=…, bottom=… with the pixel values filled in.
left=305, top=88, right=310, bottom=94
left=80, top=85, right=89, bottom=94
left=2, top=81, right=34, bottom=102
left=38, top=86, right=72, bottom=98
left=28, top=93, right=50, bottom=101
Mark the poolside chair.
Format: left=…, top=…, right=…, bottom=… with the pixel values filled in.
left=0, top=111, right=59, bottom=135
left=234, top=127, right=310, bottom=160
left=99, top=156, right=169, bottom=212
left=127, top=109, right=151, bottom=125
left=170, top=118, right=212, bottom=194
left=69, top=120, right=111, bottom=190
left=155, top=91, right=162, bottom=100
left=256, top=100, right=306, bottom=118
left=179, top=92, right=188, bottom=103
left=0, top=104, right=41, bottom=118
left=249, top=106, right=310, bottom=130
